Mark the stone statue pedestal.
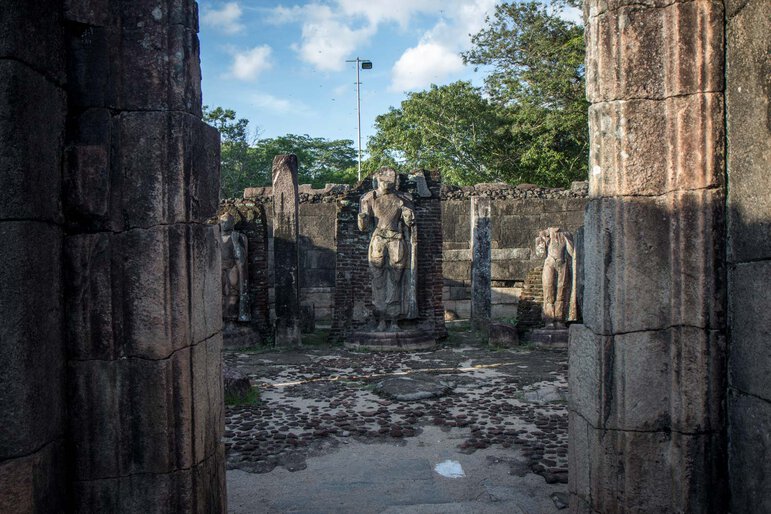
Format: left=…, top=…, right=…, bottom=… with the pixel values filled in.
left=528, top=328, right=569, bottom=349
left=345, top=329, right=435, bottom=352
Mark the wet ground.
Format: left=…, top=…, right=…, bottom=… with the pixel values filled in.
left=224, top=327, right=569, bottom=513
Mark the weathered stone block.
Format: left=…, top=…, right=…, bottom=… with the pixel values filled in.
left=582, top=192, right=724, bottom=335
left=491, top=286, right=520, bottom=304
left=192, top=334, right=224, bottom=465
left=491, top=303, right=517, bottom=319
left=118, top=225, right=191, bottom=359
left=0, top=222, right=64, bottom=460
left=728, top=390, right=771, bottom=514
left=490, top=260, right=533, bottom=282
left=190, top=223, right=222, bottom=345
left=191, top=119, right=221, bottom=222
left=726, top=0, right=771, bottom=263
left=65, top=232, right=115, bottom=360
left=729, top=261, right=771, bottom=401
left=589, top=94, right=724, bottom=197
left=586, top=0, right=724, bottom=101
left=0, top=61, right=65, bottom=222
left=0, top=441, right=65, bottom=514
left=0, top=0, right=64, bottom=84
left=568, top=325, right=603, bottom=428
left=443, top=260, right=471, bottom=281
left=488, top=322, right=519, bottom=346
left=70, top=347, right=200, bottom=480
left=119, top=17, right=201, bottom=114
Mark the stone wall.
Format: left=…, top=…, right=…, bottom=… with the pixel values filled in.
left=330, top=172, right=446, bottom=342
left=725, top=2, right=771, bottom=512
left=0, top=1, right=225, bottom=511
left=442, top=183, right=588, bottom=323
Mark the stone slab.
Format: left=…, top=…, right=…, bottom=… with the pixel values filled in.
left=346, top=330, right=436, bottom=352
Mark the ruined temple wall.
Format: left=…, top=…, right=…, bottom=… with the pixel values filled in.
left=725, top=2, right=771, bottom=511
left=570, top=0, right=728, bottom=511
left=1, top=1, right=226, bottom=511
left=442, top=184, right=588, bottom=321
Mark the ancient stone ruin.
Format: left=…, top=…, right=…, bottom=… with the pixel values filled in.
left=1, top=0, right=768, bottom=513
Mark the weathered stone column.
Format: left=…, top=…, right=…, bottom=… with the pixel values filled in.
left=470, top=196, right=492, bottom=333
left=0, top=2, right=67, bottom=511
left=570, top=1, right=727, bottom=512
left=272, top=154, right=301, bottom=346
left=62, top=1, right=225, bottom=511
left=725, top=3, right=771, bottom=512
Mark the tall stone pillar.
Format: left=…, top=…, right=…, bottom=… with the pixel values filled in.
left=570, top=1, right=727, bottom=512
left=470, top=196, right=492, bottom=333
left=62, top=1, right=225, bottom=511
left=725, top=2, right=771, bottom=512
left=0, top=2, right=67, bottom=511
left=272, top=154, right=301, bottom=346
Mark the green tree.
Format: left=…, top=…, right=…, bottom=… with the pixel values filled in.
left=203, top=105, right=264, bottom=198
left=252, top=135, right=358, bottom=188
left=462, top=1, right=588, bottom=186
left=366, top=81, right=513, bottom=185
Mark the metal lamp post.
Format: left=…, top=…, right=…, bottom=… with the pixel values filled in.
left=345, top=57, right=372, bottom=181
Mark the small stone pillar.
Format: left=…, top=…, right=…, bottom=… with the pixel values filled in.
left=470, top=196, right=491, bottom=334
left=272, top=154, right=301, bottom=347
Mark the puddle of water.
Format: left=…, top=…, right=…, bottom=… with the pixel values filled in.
left=434, top=460, right=466, bottom=478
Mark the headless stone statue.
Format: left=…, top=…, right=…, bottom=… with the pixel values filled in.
left=220, top=213, right=250, bottom=322
left=358, top=168, right=418, bottom=332
left=535, top=227, right=575, bottom=328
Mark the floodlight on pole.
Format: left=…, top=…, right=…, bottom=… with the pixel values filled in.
left=345, top=57, right=372, bottom=181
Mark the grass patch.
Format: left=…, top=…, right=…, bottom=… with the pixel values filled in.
left=225, top=386, right=261, bottom=406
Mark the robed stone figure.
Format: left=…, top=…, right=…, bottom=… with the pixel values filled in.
left=358, top=168, right=418, bottom=332
left=535, top=226, right=577, bottom=328
left=220, top=212, right=250, bottom=322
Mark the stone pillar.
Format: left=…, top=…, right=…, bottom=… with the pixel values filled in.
left=62, top=1, right=225, bottom=511
left=0, top=2, right=67, bottom=511
left=470, top=196, right=492, bottom=334
left=272, top=154, right=301, bottom=346
left=725, top=3, right=771, bottom=512
left=570, top=1, right=727, bottom=512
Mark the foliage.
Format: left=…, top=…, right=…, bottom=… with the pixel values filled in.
left=203, top=105, right=261, bottom=198
left=224, top=386, right=261, bottom=406
left=462, top=1, right=588, bottom=186
left=204, top=106, right=359, bottom=198
left=366, top=82, right=513, bottom=185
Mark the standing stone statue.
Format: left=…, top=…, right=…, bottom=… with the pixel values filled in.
left=220, top=212, right=250, bottom=322
left=358, top=168, right=418, bottom=331
left=535, top=227, right=576, bottom=328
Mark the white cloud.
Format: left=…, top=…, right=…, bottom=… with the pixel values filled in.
left=250, top=92, right=313, bottom=115
left=335, top=0, right=443, bottom=27
left=230, top=45, right=273, bottom=81
left=389, top=0, right=498, bottom=91
left=291, top=4, right=376, bottom=72
left=391, top=42, right=464, bottom=91
left=202, top=2, right=244, bottom=34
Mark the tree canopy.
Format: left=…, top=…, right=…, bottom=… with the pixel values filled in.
left=203, top=106, right=358, bottom=198
left=366, top=0, right=588, bottom=187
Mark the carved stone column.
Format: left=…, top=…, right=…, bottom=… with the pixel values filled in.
left=272, top=154, right=301, bottom=347
left=570, top=1, right=727, bottom=511
left=470, top=196, right=492, bottom=334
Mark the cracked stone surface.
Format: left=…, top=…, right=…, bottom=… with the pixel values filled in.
left=224, top=338, right=569, bottom=496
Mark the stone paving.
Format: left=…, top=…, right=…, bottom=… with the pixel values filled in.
left=224, top=331, right=570, bottom=492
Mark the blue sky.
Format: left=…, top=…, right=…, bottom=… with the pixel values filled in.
left=198, top=1, right=582, bottom=149
left=198, top=0, right=509, bottom=148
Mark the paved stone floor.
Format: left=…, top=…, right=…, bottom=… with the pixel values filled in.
left=224, top=328, right=569, bottom=513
